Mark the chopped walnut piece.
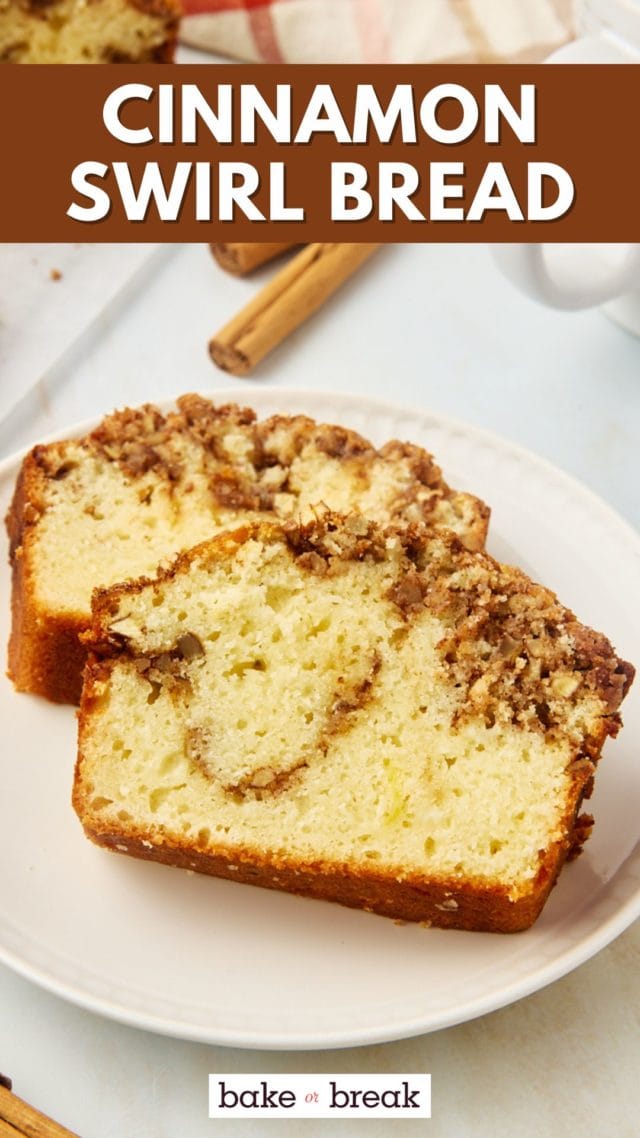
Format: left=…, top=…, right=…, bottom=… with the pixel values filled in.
left=176, top=632, right=205, bottom=660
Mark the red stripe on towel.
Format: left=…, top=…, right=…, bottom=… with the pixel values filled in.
left=246, top=1, right=286, bottom=61
left=352, top=0, right=391, bottom=62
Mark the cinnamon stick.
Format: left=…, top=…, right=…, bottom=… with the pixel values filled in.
left=0, top=1120, right=22, bottom=1137
left=209, top=243, right=380, bottom=376
left=0, top=1084, right=80, bottom=1138
left=210, top=243, right=297, bottom=276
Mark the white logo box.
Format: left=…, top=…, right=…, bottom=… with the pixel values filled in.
left=209, top=1073, right=431, bottom=1119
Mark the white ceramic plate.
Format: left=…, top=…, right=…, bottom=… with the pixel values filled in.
left=1, top=387, right=639, bottom=1050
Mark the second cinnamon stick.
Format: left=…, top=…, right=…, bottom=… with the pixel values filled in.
left=209, top=243, right=380, bottom=376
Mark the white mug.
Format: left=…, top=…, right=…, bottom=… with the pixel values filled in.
left=577, top=0, right=640, bottom=50
left=493, top=0, right=640, bottom=337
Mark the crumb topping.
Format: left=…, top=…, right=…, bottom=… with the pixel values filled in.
left=275, top=516, right=632, bottom=739
left=76, top=394, right=488, bottom=543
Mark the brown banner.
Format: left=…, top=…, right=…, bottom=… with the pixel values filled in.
left=1, top=64, right=638, bottom=241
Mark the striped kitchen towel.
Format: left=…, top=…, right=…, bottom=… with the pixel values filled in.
left=180, top=0, right=574, bottom=63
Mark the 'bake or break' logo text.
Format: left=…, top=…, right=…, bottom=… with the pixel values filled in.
left=209, top=1074, right=431, bottom=1119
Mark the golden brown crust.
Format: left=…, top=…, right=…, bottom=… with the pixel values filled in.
left=136, top=0, right=181, bottom=65
left=73, top=765, right=591, bottom=934
left=6, top=450, right=87, bottom=703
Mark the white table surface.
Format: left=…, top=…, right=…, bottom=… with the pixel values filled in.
left=0, top=242, right=638, bottom=1137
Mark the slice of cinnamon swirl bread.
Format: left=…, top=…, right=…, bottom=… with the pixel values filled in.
left=0, top=0, right=180, bottom=63
left=6, top=395, right=489, bottom=704
left=73, top=515, right=633, bottom=933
